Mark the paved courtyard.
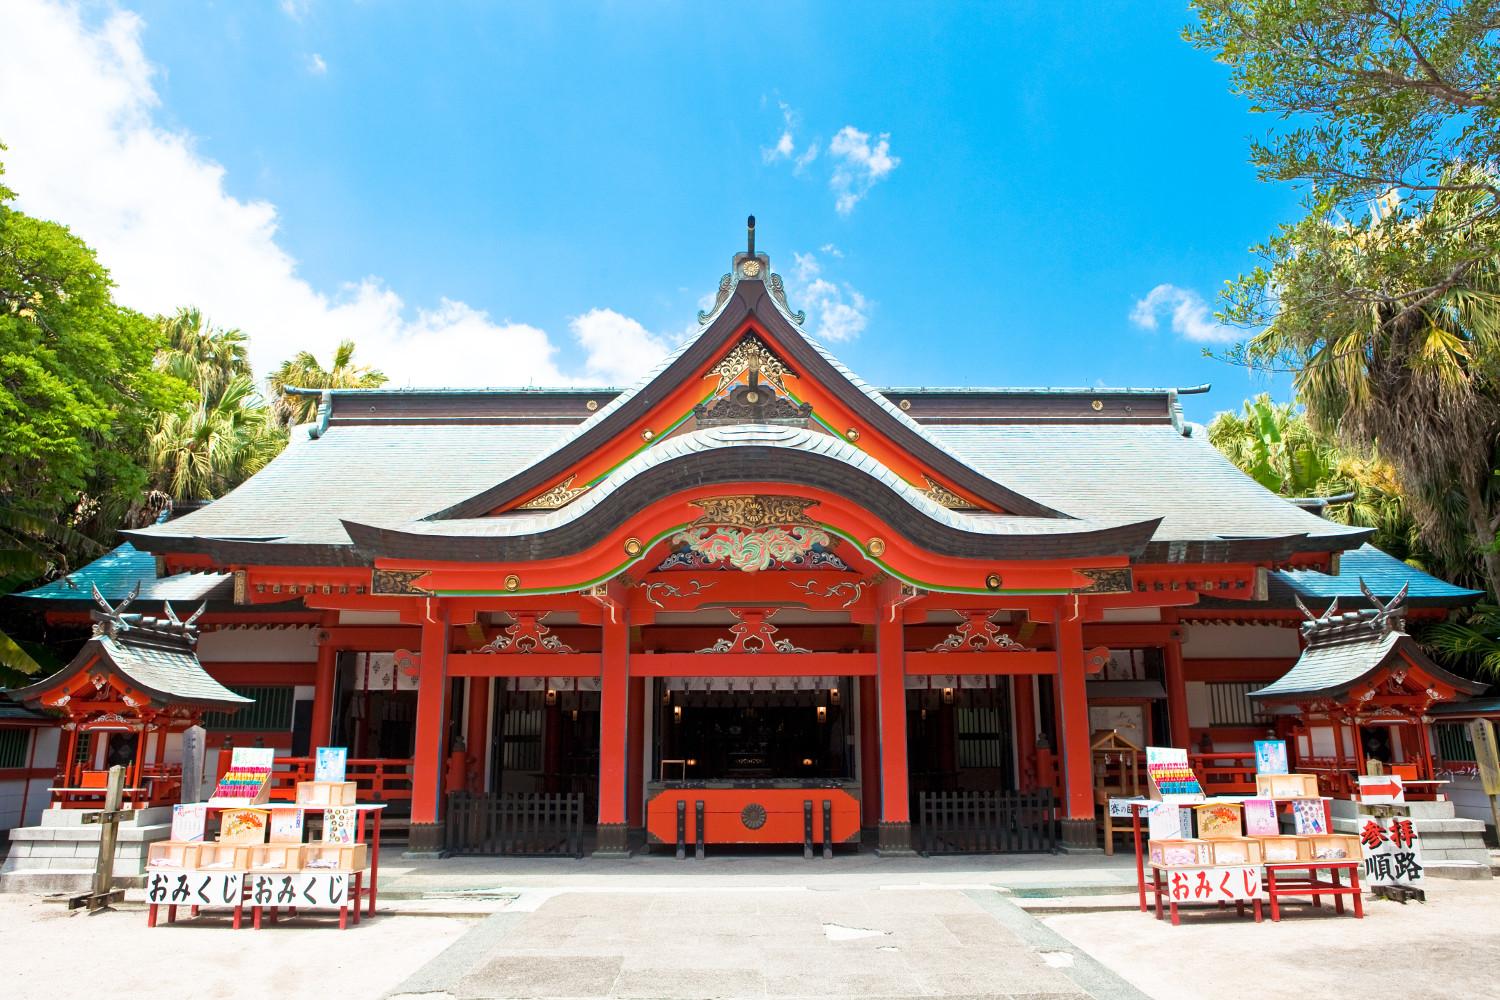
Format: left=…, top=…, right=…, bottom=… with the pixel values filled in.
left=3, top=859, right=1499, bottom=1000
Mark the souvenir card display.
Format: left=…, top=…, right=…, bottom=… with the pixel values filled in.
left=1292, top=798, right=1329, bottom=835
left=314, top=747, right=348, bottom=783
left=1253, top=740, right=1289, bottom=775
left=323, top=805, right=357, bottom=844
left=1256, top=835, right=1312, bottom=863
left=218, top=808, right=269, bottom=845
left=208, top=747, right=276, bottom=806
left=171, top=803, right=208, bottom=842
left=1149, top=838, right=1212, bottom=866
left=1243, top=798, right=1280, bottom=837
left=296, top=781, right=358, bottom=806
left=1145, top=747, right=1205, bottom=802
left=1193, top=802, right=1243, bottom=839
left=269, top=807, right=305, bottom=844
left=1207, top=837, right=1264, bottom=866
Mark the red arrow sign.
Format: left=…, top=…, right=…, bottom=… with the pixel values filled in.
left=1359, top=778, right=1403, bottom=800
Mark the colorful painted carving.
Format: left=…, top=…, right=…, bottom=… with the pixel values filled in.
left=672, top=524, right=832, bottom=573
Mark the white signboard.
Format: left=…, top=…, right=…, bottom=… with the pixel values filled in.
left=1358, top=812, right=1425, bottom=885
left=248, top=872, right=351, bottom=909
left=1159, top=865, right=1265, bottom=904
left=146, top=870, right=243, bottom=908
left=170, top=803, right=207, bottom=842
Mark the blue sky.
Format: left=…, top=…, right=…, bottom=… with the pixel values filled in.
left=0, top=1, right=1300, bottom=423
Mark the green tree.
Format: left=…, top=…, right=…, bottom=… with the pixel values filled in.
left=267, top=339, right=387, bottom=428
left=1187, top=3, right=1500, bottom=597
left=0, top=150, right=185, bottom=674
left=147, top=309, right=284, bottom=500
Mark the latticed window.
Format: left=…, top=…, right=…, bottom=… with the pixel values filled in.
left=1433, top=722, right=1476, bottom=763
left=0, top=729, right=29, bottom=769
left=201, top=686, right=295, bottom=732
left=957, top=705, right=1006, bottom=768
left=1206, top=682, right=1274, bottom=727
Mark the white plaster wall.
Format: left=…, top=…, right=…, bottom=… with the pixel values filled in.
left=0, top=729, right=60, bottom=830
left=197, top=627, right=317, bottom=662
left=338, top=610, right=404, bottom=625
left=1098, top=608, right=1162, bottom=623
left=1185, top=681, right=1213, bottom=729
left=1181, top=623, right=1301, bottom=659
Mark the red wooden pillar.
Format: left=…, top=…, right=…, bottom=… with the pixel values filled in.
left=1012, top=675, right=1036, bottom=792
left=1162, top=629, right=1190, bottom=749
left=875, top=585, right=913, bottom=854
left=1054, top=603, right=1096, bottom=849
left=595, top=596, right=631, bottom=856
left=310, top=632, right=338, bottom=751
left=626, top=676, right=645, bottom=828
left=859, top=676, right=880, bottom=828
left=466, top=678, right=489, bottom=793
left=408, top=601, right=450, bottom=853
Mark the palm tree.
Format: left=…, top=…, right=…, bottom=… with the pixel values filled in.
left=147, top=374, right=285, bottom=500
left=1208, top=394, right=1340, bottom=497
left=1246, top=168, right=1500, bottom=597
left=267, top=339, right=388, bottom=428
left=157, top=307, right=251, bottom=404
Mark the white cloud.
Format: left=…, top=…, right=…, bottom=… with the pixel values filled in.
left=793, top=141, right=819, bottom=174
left=0, top=0, right=673, bottom=388
left=280, top=0, right=310, bottom=21
left=307, top=52, right=327, bottom=75
left=785, top=251, right=867, bottom=343
left=761, top=101, right=797, bottom=163
left=1129, top=284, right=1237, bottom=344
left=568, top=308, right=674, bottom=385
left=828, top=125, right=898, bottom=215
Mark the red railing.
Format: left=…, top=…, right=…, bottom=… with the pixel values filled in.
left=1190, top=752, right=1258, bottom=795
left=265, top=757, right=414, bottom=803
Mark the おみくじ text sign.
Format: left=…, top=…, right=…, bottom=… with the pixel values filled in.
left=1161, top=866, right=1264, bottom=904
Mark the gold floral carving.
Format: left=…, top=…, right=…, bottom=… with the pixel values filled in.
left=1076, top=568, right=1133, bottom=594
left=921, top=475, right=976, bottom=510
left=707, top=335, right=794, bottom=395
left=372, top=569, right=433, bottom=596
left=517, top=475, right=589, bottom=510
left=688, top=495, right=818, bottom=529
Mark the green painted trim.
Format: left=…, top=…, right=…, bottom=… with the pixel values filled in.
left=434, top=524, right=688, bottom=597
left=785, top=388, right=844, bottom=440
left=816, top=524, right=1067, bottom=596
left=583, top=390, right=716, bottom=488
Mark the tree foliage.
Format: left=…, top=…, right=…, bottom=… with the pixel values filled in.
left=147, top=308, right=284, bottom=501
left=267, top=339, right=387, bottom=428
left=1187, top=3, right=1500, bottom=598
left=0, top=151, right=186, bottom=673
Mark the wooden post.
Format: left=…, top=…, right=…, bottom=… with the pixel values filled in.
left=310, top=633, right=338, bottom=750
left=407, top=601, right=450, bottom=853
left=68, top=764, right=128, bottom=912
left=1013, top=675, right=1036, bottom=792
left=875, top=583, right=913, bottom=854
left=1054, top=602, right=1096, bottom=849
left=1162, top=630, right=1190, bottom=749
left=594, top=592, right=631, bottom=856
left=859, top=676, right=880, bottom=828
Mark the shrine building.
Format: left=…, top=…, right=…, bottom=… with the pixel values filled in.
left=6, top=224, right=1487, bottom=853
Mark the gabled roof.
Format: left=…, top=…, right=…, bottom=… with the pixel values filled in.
left=1193, top=544, right=1480, bottom=612
left=7, top=593, right=250, bottom=712
left=15, top=540, right=231, bottom=605
left=1251, top=593, right=1485, bottom=704
left=431, top=256, right=1065, bottom=520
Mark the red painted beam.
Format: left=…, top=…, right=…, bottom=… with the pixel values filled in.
left=904, top=651, right=1057, bottom=675
left=630, top=652, right=876, bottom=677
left=447, top=653, right=604, bottom=677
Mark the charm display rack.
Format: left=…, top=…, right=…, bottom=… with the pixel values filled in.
left=1116, top=772, right=1366, bottom=926
left=144, top=780, right=386, bottom=930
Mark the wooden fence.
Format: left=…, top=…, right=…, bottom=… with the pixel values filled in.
left=445, top=792, right=585, bottom=857
left=917, top=790, right=1057, bottom=855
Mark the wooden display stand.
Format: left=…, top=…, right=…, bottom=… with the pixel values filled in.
left=147, top=775, right=386, bottom=931
left=1093, top=731, right=1142, bottom=855
left=1256, top=773, right=1319, bottom=799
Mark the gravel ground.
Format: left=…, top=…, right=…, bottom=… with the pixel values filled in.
left=1042, top=878, right=1500, bottom=1000
left=0, top=894, right=476, bottom=1000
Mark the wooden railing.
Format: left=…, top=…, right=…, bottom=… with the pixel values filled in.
left=266, top=757, right=413, bottom=803
left=446, top=792, right=585, bottom=857
left=918, top=790, right=1058, bottom=855
left=1190, top=752, right=1258, bottom=794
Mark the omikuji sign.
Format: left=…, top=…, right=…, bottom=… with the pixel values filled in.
left=146, top=870, right=242, bottom=908
left=1162, top=866, right=1264, bottom=903
left=247, top=872, right=350, bottom=909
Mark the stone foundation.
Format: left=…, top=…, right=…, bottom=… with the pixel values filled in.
left=0, top=805, right=172, bottom=894
left=875, top=821, right=914, bottom=856
left=591, top=822, right=632, bottom=858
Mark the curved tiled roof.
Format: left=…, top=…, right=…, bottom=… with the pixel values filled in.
left=344, top=424, right=1161, bottom=564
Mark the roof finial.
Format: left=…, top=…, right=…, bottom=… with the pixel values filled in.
left=747, top=215, right=756, bottom=256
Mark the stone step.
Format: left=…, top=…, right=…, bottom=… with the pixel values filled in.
left=0, top=870, right=143, bottom=894
left=1425, top=861, right=1494, bottom=880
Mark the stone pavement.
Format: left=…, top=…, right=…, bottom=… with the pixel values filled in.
left=389, top=886, right=1149, bottom=1000
left=376, top=847, right=1143, bottom=899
